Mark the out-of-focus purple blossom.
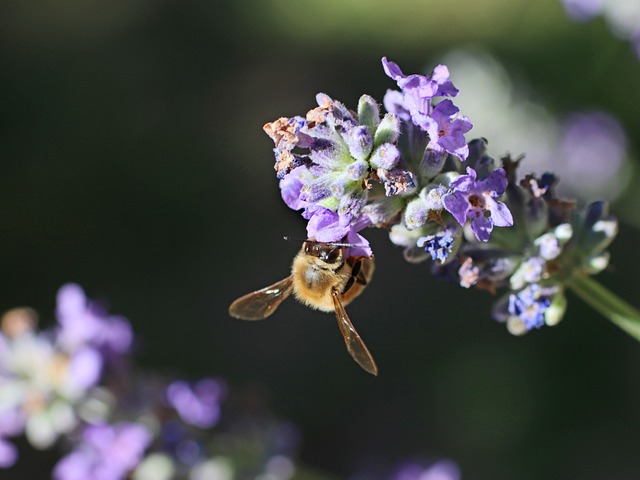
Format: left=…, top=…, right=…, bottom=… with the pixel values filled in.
left=443, top=167, right=513, bottom=242
left=166, top=378, right=225, bottom=429
left=423, top=100, right=472, bottom=161
left=561, top=0, right=603, bottom=21
left=0, top=410, right=22, bottom=467
left=53, top=422, right=151, bottom=480
left=0, top=438, right=17, bottom=468
left=393, top=460, right=461, bottom=480
left=560, top=111, right=628, bottom=193
left=561, top=0, right=640, bottom=60
left=56, top=284, right=133, bottom=355
left=0, top=324, right=101, bottom=451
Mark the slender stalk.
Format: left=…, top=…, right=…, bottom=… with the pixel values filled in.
left=568, top=275, right=640, bottom=341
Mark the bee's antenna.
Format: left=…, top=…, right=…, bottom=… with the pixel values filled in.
left=283, top=236, right=308, bottom=243
left=325, top=241, right=361, bottom=247
left=284, top=236, right=364, bottom=248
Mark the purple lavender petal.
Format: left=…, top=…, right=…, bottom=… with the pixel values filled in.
left=487, top=199, right=514, bottom=227
left=110, top=424, right=152, bottom=469
left=306, top=207, right=350, bottom=242
left=0, top=409, right=24, bottom=437
left=345, top=230, right=372, bottom=258
left=477, top=168, right=508, bottom=196
left=383, top=89, right=410, bottom=120
left=279, top=167, right=308, bottom=211
left=442, top=191, right=470, bottom=226
left=431, top=65, right=459, bottom=97
left=56, top=283, right=87, bottom=320
left=103, top=317, right=133, bottom=354
left=68, top=347, right=103, bottom=390
left=471, top=214, right=494, bottom=242
left=0, top=438, right=18, bottom=468
left=53, top=451, right=91, bottom=480
left=381, top=57, right=406, bottom=82
left=449, top=167, right=477, bottom=191
left=431, top=99, right=459, bottom=119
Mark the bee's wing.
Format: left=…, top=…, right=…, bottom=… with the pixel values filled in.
left=331, top=289, right=378, bottom=376
left=229, top=276, right=294, bottom=320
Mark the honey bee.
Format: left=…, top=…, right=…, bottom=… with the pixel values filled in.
left=228, top=240, right=378, bottom=376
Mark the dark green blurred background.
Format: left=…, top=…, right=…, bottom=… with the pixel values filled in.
left=2, top=1, right=640, bottom=479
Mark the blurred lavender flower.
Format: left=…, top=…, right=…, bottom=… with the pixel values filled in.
left=56, top=283, right=133, bottom=356
left=165, top=378, right=224, bottom=429
left=560, top=112, right=628, bottom=194
left=0, top=304, right=106, bottom=453
left=561, top=0, right=603, bottom=21
left=394, top=460, right=461, bottom=480
left=1, top=285, right=302, bottom=479
left=561, top=0, right=640, bottom=57
left=53, top=422, right=152, bottom=480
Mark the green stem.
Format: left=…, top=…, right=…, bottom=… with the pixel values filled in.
left=568, top=275, right=640, bottom=342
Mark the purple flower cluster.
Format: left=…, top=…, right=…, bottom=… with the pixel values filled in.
left=261, top=57, right=620, bottom=336
left=0, top=285, right=134, bottom=465
left=382, top=58, right=471, bottom=161
left=266, top=92, right=415, bottom=257
left=265, top=57, right=514, bottom=261
left=53, top=422, right=152, bottom=480
left=0, top=284, right=300, bottom=479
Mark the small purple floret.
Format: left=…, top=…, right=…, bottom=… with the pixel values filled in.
left=423, top=100, right=472, bottom=161
left=508, top=284, right=551, bottom=330
left=443, top=167, right=513, bottom=242
left=417, top=231, right=454, bottom=263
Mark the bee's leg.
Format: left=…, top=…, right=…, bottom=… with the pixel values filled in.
left=349, top=258, right=368, bottom=286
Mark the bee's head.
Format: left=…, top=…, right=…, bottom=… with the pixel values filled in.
left=303, top=241, right=343, bottom=264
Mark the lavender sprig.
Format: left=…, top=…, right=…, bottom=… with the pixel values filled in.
left=263, top=57, right=639, bottom=340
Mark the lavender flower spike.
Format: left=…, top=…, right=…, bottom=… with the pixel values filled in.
left=443, top=167, right=513, bottom=242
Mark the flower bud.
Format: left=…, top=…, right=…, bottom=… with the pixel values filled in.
left=357, top=94, right=380, bottom=133
left=544, top=291, right=567, bottom=326
left=584, top=252, right=610, bottom=274
left=370, top=143, right=400, bottom=170
left=465, top=138, right=495, bottom=178
left=374, top=113, right=401, bottom=147
left=404, top=197, right=429, bottom=230
left=419, top=184, right=448, bottom=211
left=420, top=149, right=448, bottom=179
left=345, top=125, right=373, bottom=162
left=347, top=160, right=369, bottom=181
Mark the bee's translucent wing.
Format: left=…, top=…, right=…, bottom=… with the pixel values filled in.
left=229, top=276, right=294, bottom=320
left=331, top=289, right=378, bottom=376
